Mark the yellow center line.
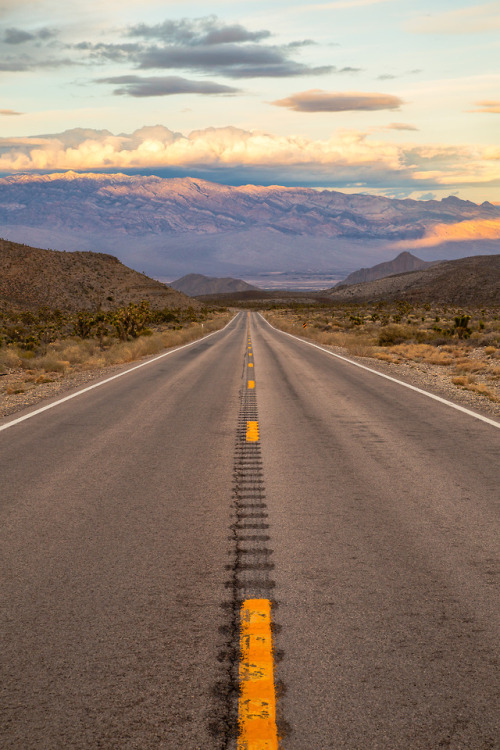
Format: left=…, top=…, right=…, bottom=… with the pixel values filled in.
left=246, top=421, right=259, bottom=442
left=238, top=599, right=278, bottom=750
left=248, top=380, right=255, bottom=389
left=248, top=363, right=254, bottom=367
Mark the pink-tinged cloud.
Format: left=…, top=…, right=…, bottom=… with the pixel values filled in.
left=385, top=122, right=418, bottom=131
left=0, top=125, right=404, bottom=174
left=271, top=89, right=403, bottom=112
left=393, top=218, right=500, bottom=249
left=471, top=100, right=500, bottom=113
left=0, top=125, right=498, bottom=190
left=0, top=109, right=23, bottom=115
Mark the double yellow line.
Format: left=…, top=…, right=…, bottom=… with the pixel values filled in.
left=238, top=600, right=278, bottom=749
left=239, top=317, right=278, bottom=749
left=248, top=333, right=255, bottom=388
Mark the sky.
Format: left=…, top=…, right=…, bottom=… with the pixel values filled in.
left=0, top=0, right=499, bottom=202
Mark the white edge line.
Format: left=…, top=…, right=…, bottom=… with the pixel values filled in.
left=259, top=313, right=500, bottom=430
left=0, top=314, right=240, bottom=433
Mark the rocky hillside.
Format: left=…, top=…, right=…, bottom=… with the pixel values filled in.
left=338, top=251, right=432, bottom=286
left=1, top=172, right=499, bottom=278
left=0, top=238, right=199, bottom=311
left=324, top=255, right=500, bottom=305
left=170, top=273, right=258, bottom=296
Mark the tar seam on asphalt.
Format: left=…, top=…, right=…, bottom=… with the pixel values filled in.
left=211, top=317, right=284, bottom=749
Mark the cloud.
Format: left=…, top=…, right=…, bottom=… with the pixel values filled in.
left=87, top=43, right=332, bottom=79
left=0, top=23, right=73, bottom=71
left=0, top=125, right=498, bottom=192
left=271, top=89, right=403, bottom=112
left=134, top=44, right=332, bottom=78
left=378, top=69, right=421, bottom=80
left=0, top=15, right=332, bottom=80
left=4, top=26, right=57, bottom=44
left=4, top=27, right=34, bottom=44
left=337, top=67, right=363, bottom=74
left=126, top=17, right=271, bottom=46
left=0, top=109, right=23, bottom=115
left=470, top=100, right=500, bottom=113
left=0, top=125, right=404, bottom=177
left=406, top=143, right=500, bottom=185
left=409, top=2, right=500, bottom=34
left=0, top=56, right=76, bottom=71
left=96, top=75, right=239, bottom=97
left=69, top=16, right=333, bottom=79
left=393, top=218, right=500, bottom=249
left=385, top=123, right=419, bottom=131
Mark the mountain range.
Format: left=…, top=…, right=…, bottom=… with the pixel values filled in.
left=0, top=172, right=499, bottom=280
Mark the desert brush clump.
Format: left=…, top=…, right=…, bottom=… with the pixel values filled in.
left=0, top=300, right=231, bottom=396
left=0, top=347, right=21, bottom=373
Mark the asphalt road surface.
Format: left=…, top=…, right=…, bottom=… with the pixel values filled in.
left=1, top=311, right=499, bottom=749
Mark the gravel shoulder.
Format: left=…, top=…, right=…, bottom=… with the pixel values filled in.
left=0, top=360, right=144, bottom=421
left=321, top=342, right=500, bottom=421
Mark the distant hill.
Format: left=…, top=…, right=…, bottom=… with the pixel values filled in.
left=0, top=238, right=199, bottom=311
left=338, top=251, right=432, bottom=286
left=170, top=273, right=259, bottom=297
left=324, top=255, right=500, bottom=305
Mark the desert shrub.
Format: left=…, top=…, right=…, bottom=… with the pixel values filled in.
left=470, top=330, right=500, bottom=346
left=0, top=346, right=22, bottom=372
left=378, top=325, right=414, bottom=346
left=56, top=340, right=98, bottom=364
left=32, top=355, right=70, bottom=373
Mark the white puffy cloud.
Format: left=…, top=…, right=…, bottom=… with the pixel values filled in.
left=0, top=125, right=498, bottom=191
left=0, top=125, right=404, bottom=173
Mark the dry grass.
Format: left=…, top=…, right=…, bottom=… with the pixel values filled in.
left=372, top=343, right=456, bottom=366
left=0, top=312, right=232, bottom=398
left=0, top=347, right=21, bottom=372
left=452, top=375, right=499, bottom=402
left=264, top=314, right=376, bottom=357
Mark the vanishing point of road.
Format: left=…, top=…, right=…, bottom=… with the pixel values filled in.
left=1, top=312, right=499, bottom=749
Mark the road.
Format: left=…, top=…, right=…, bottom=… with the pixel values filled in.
left=1, top=311, right=499, bottom=749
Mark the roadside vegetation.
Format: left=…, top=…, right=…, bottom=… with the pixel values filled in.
left=0, top=301, right=230, bottom=397
left=262, top=301, right=500, bottom=404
